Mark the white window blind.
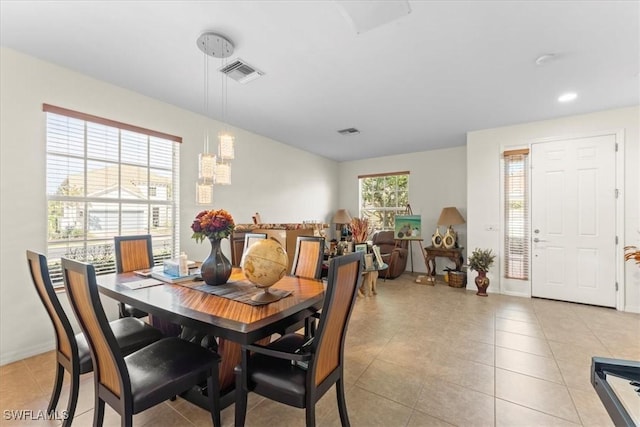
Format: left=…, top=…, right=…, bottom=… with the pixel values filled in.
left=503, top=149, right=529, bottom=280
left=44, top=104, right=181, bottom=284
left=359, top=171, right=410, bottom=230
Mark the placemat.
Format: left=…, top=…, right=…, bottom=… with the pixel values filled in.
left=179, top=280, right=292, bottom=306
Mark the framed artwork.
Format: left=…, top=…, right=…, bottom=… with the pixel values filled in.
left=394, top=215, right=422, bottom=239
left=364, top=253, right=374, bottom=270
left=355, top=243, right=368, bottom=253
left=372, top=245, right=384, bottom=266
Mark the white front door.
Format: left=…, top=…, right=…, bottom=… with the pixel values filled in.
left=531, top=135, right=617, bottom=307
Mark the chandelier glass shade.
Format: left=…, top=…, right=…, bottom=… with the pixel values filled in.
left=196, top=32, right=235, bottom=203
left=218, top=132, right=235, bottom=160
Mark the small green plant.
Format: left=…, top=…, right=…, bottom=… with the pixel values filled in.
left=468, top=248, right=495, bottom=272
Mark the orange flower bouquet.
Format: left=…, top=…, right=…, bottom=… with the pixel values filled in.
left=191, top=209, right=235, bottom=243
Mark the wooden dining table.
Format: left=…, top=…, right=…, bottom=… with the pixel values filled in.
left=97, top=268, right=325, bottom=409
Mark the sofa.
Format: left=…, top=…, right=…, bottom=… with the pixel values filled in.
left=371, top=230, right=408, bottom=279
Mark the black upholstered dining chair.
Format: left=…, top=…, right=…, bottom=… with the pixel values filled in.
left=290, top=236, right=325, bottom=279
left=234, top=251, right=363, bottom=427
left=114, top=234, right=154, bottom=319
left=114, top=234, right=182, bottom=336
left=61, top=257, right=222, bottom=427
left=288, top=236, right=325, bottom=337
left=26, top=250, right=163, bottom=427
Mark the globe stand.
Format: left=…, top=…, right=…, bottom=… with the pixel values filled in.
left=251, top=287, right=279, bottom=303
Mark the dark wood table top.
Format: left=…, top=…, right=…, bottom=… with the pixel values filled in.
left=98, top=269, right=325, bottom=345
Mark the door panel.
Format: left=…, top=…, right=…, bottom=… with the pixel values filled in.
left=531, top=135, right=616, bottom=307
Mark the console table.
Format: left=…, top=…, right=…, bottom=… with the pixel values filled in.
left=423, top=246, right=464, bottom=276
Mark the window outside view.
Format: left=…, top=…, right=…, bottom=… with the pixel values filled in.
left=46, top=112, right=178, bottom=283
left=359, top=173, right=409, bottom=231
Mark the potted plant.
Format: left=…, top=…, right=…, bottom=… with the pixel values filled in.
left=468, top=248, right=495, bottom=296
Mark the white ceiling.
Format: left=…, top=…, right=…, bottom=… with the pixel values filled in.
left=1, top=1, right=638, bottom=162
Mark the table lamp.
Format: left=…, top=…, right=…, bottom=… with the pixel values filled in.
left=333, top=209, right=352, bottom=241
left=437, top=207, right=465, bottom=249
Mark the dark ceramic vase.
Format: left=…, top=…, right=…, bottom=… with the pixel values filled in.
left=200, top=237, right=232, bottom=286
left=475, top=270, right=490, bottom=296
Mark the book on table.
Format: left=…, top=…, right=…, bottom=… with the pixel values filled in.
left=149, top=266, right=201, bottom=283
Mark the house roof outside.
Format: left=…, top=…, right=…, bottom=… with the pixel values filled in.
left=60, top=164, right=171, bottom=200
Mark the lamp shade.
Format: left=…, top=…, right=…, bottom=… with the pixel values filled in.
left=437, top=207, right=465, bottom=226
left=332, top=209, right=353, bottom=224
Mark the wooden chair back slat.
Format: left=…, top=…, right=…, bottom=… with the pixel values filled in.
left=27, top=251, right=73, bottom=361
left=114, top=235, right=154, bottom=273
left=291, top=236, right=324, bottom=280
left=313, top=254, right=361, bottom=385
left=63, top=260, right=123, bottom=397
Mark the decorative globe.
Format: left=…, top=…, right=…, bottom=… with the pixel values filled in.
left=242, top=239, right=289, bottom=302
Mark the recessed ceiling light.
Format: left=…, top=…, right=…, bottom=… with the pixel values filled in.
left=558, top=92, right=578, bottom=103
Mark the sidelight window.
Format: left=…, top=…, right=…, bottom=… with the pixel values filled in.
left=503, top=149, right=529, bottom=280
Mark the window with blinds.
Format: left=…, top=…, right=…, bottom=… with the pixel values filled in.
left=44, top=104, right=181, bottom=284
left=359, top=172, right=409, bottom=230
left=503, top=149, right=529, bottom=280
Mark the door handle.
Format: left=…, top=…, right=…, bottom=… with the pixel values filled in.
left=533, top=237, right=547, bottom=243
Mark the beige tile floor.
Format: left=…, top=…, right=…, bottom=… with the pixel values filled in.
left=2, top=274, right=639, bottom=426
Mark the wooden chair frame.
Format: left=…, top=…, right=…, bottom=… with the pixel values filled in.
left=114, top=234, right=154, bottom=274
left=235, top=252, right=363, bottom=427
left=61, top=257, right=221, bottom=427
left=27, top=250, right=163, bottom=427
left=240, top=233, right=267, bottom=266
left=26, top=251, right=83, bottom=427
left=114, top=235, right=154, bottom=318
left=290, top=236, right=325, bottom=279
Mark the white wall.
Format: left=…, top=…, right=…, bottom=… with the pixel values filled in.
left=3, top=45, right=637, bottom=367
left=467, top=106, right=640, bottom=312
left=338, top=146, right=468, bottom=274
left=0, top=48, right=339, bottom=364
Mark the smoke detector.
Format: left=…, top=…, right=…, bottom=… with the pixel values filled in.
left=220, top=59, right=264, bottom=84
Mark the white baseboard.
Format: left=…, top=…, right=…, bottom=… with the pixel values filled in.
left=1, top=341, right=55, bottom=366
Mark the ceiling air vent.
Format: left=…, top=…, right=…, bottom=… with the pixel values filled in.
left=337, top=128, right=360, bottom=136
left=219, top=58, right=264, bottom=84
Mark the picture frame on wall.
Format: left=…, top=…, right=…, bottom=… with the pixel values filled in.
left=355, top=243, right=368, bottom=253
left=394, top=215, right=422, bottom=239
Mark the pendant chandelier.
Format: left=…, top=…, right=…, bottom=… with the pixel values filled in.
left=196, top=32, right=235, bottom=204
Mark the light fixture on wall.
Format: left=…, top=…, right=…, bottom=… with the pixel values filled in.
left=437, top=207, right=466, bottom=249
left=196, top=32, right=235, bottom=203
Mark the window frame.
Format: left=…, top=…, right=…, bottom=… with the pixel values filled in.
left=502, top=148, right=530, bottom=281
left=358, top=171, right=410, bottom=231
left=43, top=104, right=181, bottom=285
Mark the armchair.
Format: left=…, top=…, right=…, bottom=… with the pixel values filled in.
left=371, top=230, right=408, bottom=279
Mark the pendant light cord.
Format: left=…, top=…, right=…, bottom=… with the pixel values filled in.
left=203, top=39, right=210, bottom=155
